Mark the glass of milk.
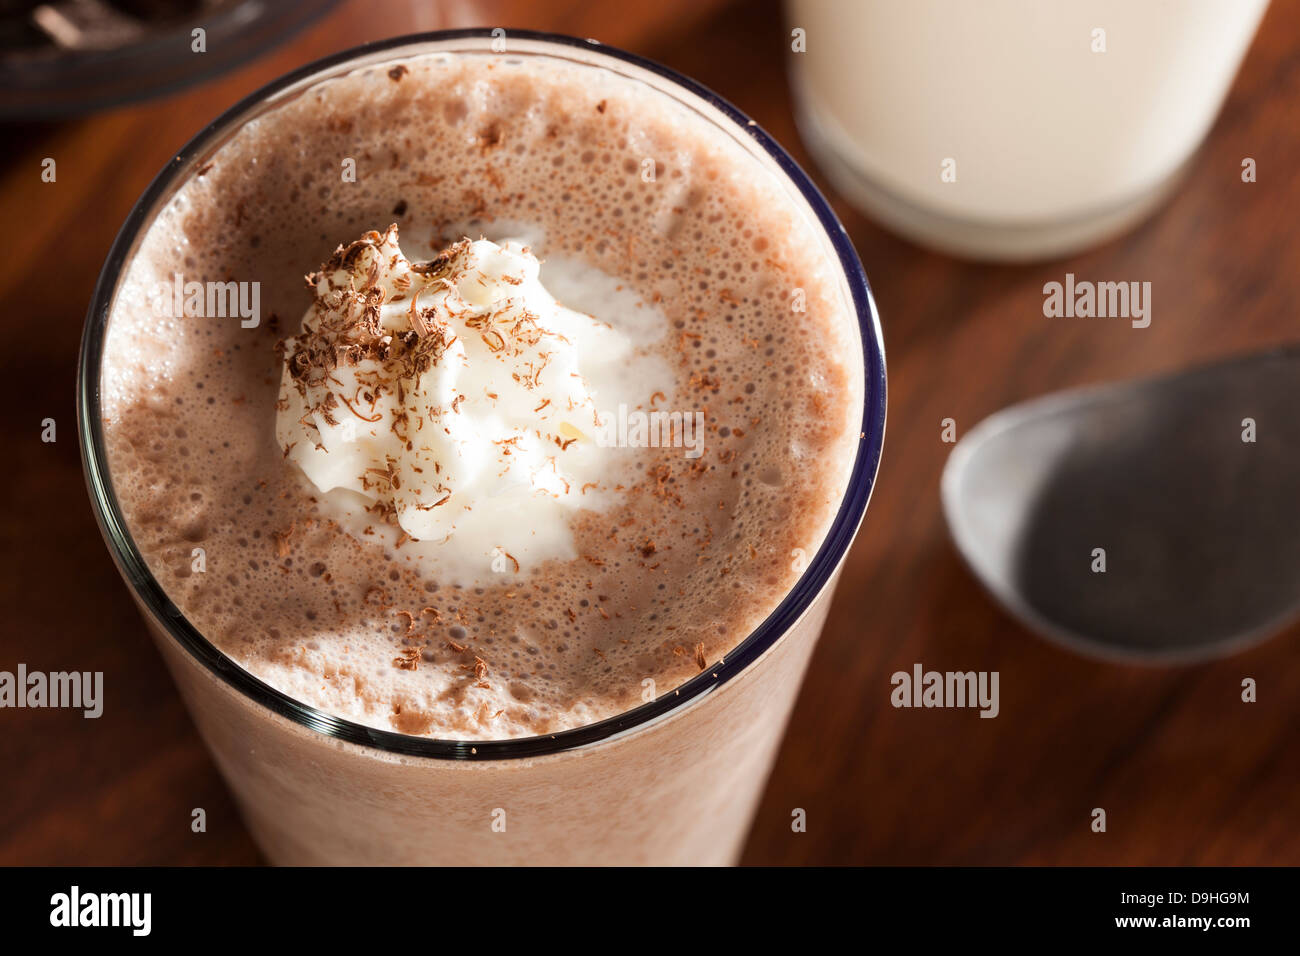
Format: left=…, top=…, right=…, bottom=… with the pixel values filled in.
left=787, top=0, right=1269, bottom=260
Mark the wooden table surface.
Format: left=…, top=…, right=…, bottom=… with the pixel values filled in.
left=1, top=0, right=1296, bottom=866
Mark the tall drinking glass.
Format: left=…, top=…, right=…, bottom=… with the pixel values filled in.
left=79, top=30, right=886, bottom=866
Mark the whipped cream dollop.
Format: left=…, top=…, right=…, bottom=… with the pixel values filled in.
left=276, top=225, right=636, bottom=571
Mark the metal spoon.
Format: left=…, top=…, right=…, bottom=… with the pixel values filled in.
left=941, top=345, right=1300, bottom=663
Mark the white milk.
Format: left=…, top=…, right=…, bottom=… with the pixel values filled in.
left=788, top=0, right=1268, bottom=259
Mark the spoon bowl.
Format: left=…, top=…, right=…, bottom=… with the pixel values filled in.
left=941, top=345, right=1300, bottom=663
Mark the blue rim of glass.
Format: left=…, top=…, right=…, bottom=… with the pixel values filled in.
left=77, top=29, right=887, bottom=761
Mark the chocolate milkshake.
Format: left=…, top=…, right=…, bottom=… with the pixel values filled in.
left=83, top=33, right=884, bottom=864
